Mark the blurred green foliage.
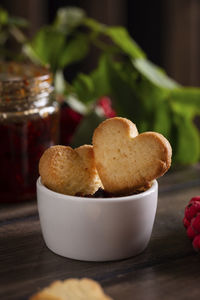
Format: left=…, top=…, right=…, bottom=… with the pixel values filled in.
left=0, top=6, right=200, bottom=165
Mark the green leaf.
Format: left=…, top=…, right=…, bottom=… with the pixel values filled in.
left=24, top=29, right=89, bottom=71
left=170, top=100, right=197, bottom=119
left=171, top=87, right=200, bottom=112
left=54, top=70, right=66, bottom=94
left=90, top=54, right=111, bottom=98
left=105, top=27, right=145, bottom=59
left=118, top=59, right=170, bottom=113
left=0, top=7, right=8, bottom=25
left=54, top=7, right=86, bottom=33
left=59, top=34, right=89, bottom=68
left=153, top=100, right=172, bottom=138
left=98, top=56, right=145, bottom=123
left=66, top=94, right=87, bottom=115
left=75, top=55, right=172, bottom=135
left=133, top=79, right=170, bottom=132
left=95, top=55, right=167, bottom=131
left=0, top=7, right=28, bottom=27
left=8, top=16, right=28, bottom=27
left=71, top=110, right=105, bottom=147
left=23, top=43, right=43, bottom=65
left=133, top=58, right=179, bottom=89
left=84, top=18, right=106, bottom=33
left=73, top=73, right=95, bottom=104
left=24, top=26, right=66, bottom=70
left=172, top=113, right=200, bottom=164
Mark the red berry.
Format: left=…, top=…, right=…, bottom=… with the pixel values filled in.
left=187, top=225, right=197, bottom=240
left=192, top=234, right=200, bottom=251
left=183, top=217, right=190, bottom=228
left=184, top=201, right=200, bottom=221
left=183, top=196, right=200, bottom=252
left=191, top=214, right=200, bottom=234
left=97, top=97, right=116, bottom=118
left=189, top=196, right=200, bottom=204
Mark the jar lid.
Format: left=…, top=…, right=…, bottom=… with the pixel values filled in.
left=0, top=62, right=53, bottom=103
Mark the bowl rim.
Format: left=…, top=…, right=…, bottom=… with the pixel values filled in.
left=37, top=177, right=158, bottom=203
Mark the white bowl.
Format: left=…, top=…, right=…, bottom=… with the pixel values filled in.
left=37, top=178, right=158, bottom=262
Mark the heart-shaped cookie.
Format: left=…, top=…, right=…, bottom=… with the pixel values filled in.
left=93, top=117, right=172, bottom=194
left=39, top=145, right=102, bottom=196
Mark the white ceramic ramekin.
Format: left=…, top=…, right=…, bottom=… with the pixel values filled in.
left=37, top=178, right=158, bottom=262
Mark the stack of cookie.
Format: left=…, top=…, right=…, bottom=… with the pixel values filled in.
left=39, top=117, right=172, bottom=197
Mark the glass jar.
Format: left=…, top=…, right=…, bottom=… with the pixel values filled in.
left=0, top=62, right=59, bottom=202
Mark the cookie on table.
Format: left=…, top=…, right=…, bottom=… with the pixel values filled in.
left=93, top=117, right=172, bottom=195
left=29, top=278, right=113, bottom=300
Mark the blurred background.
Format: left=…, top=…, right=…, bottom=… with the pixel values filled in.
left=2, top=0, right=200, bottom=86
left=1, top=0, right=200, bottom=203
left=0, top=0, right=200, bottom=170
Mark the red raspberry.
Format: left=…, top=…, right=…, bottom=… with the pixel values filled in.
left=97, top=97, right=116, bottom=118
left=184, top=201, right=200, bottom=221
left=189, top=196, right=200, bottom=204
left=192, top=234, right=200, bottom=252
left=187, top=225, right=197, bottom=240
left=183, top=196, right=200, bottom=252
left=191, top=214, right=200, bottom=233
left=183, top=217, right=190, bottom=229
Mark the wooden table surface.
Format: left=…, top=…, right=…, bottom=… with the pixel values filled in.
left=1, top=165, right=200, bottom=300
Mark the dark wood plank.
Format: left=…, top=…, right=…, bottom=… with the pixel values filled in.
left=0, top=167, right=200, bottom=300
left=105, top=255, right=200, bottom=300
left=0, top=202, right=37, bottom=223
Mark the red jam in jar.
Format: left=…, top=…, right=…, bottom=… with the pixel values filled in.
left=0, top=63, right=59, bottom=202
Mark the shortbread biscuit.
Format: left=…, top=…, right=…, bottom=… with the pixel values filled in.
left=39, top=145, right=102, bottom=196
left=93, top=117, right=172, bottom=194
left=30, top=278, right=113, bottom=300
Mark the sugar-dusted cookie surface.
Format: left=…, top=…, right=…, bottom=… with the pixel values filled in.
left=30, top=278, right=113, bottom=300
left=39, top=145, right=102, bottom=196
left=93, top=117, right=172, bottom=195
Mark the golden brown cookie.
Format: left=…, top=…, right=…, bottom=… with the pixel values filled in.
left=39, top=145, right=102, bottom=196
left=29, top=278, right=113, bottom=300
left=93, top=117, right=172, bottom=195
